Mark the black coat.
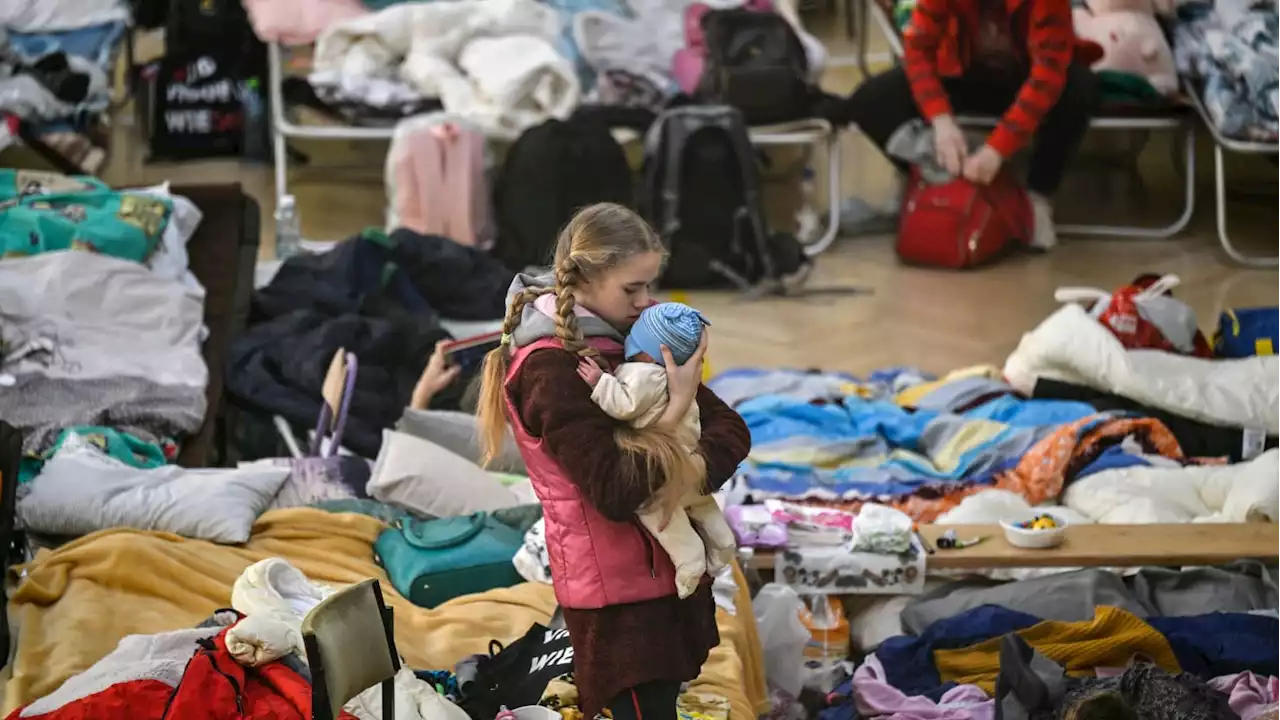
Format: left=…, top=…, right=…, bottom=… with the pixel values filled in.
left=227, top=230, right=513, bottom=457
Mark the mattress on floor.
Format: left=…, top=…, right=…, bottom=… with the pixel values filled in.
left=4, top=508, right=770, bottom=720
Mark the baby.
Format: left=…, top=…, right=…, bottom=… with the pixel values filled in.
left=577, top=302, right=736, bottom=598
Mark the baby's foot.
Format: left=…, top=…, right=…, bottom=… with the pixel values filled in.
left=674, top=562, right=706, bottom=599
left=706, top=546, right=735, bottom=574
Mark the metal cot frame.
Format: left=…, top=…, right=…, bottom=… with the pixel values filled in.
left=1185, top=88, right=1278, bottom=268
left=749, top=120, right=843, bottom=257
left=268, top=42, right=397, bottom=209
left=272, top=15, right=1277, bottom=262
left=866, top=2, right=1198, bottom=240
left=268, top=41, right=842, bottom=256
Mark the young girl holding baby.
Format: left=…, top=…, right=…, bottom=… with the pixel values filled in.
left=475, top=203, right=750, bottom=720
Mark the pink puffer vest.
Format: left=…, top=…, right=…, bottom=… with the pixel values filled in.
left=504, top=336, right=678, bottom=610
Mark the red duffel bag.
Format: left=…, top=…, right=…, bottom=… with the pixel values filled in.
left=895, top=167, right=1033, bottom=269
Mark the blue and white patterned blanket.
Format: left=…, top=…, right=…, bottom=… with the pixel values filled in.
left=708, top=368, right=1100, bottom=502
left=1173, top=0, right=1278, bottom=141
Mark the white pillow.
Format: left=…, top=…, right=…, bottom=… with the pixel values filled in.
left=19, top=439, right=288, bottom=544
left=396, top=408, right=526, bottom=474
left=368, top=430, right=520, bottom=518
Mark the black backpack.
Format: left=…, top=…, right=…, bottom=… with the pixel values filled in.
left=166, top=0, right=254, bottom=52
left=144, top=0, right=267, bottom=162
left=641, top=105, right=808, bottom=293
left=145, top=50, right=247, bottom=161
left=696, top=8, right=812, bottom=126
left=493, top=113, right=636, bottom=271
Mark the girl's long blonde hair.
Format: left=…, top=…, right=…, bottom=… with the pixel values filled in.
left=477, top=203, right=701, bottom=519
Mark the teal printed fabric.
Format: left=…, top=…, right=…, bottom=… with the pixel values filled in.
left=19, top=425, right=175, bottom=484
left=0, top=169, right=172, bottom=263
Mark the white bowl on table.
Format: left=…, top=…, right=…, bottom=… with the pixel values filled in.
left=999, top=513, right=1068, bottom=549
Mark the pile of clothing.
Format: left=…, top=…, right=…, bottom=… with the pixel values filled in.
left=4, top=558, right=462, bottom=720
left=5, top=556, right=737, bottom=720
left=816, top=564, right=1279, bottom=720
left=0, top=29, right=110, bottom=125
left=0, top=171, right=207, bottom=457
left=1173, top=0, right=1279, bottom=141
left=0, top=1, right=127, bottom=169
left=715, top=276, right=1279, bottom=528
left=0, top=172, right=338, bottom=551
left=227, top=228, right=513, bottom=458
left=245, top=0, right=825, bottom=133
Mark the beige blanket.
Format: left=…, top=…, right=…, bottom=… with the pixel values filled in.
left=4, top=509, right=769, bottom=719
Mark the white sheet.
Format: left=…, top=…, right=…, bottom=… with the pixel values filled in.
left=0, top=251, right=206, bottom=386
left=312, top=0, right=579, bottom=139
left=1063, top=449, right=1280, bottom=524
left=1004, top=304, right=1279, bottom=434
left=0, top=252, right=209, bottom=451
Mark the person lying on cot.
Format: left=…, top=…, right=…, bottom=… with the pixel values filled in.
left=398, top=343, right=527, bottom=472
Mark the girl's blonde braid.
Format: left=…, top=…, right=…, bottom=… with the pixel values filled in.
left=501, top=287, right=551, bottom=346
left=553, top=255, right=599, bottom=359
left=475, top=284, right=551, bottom=466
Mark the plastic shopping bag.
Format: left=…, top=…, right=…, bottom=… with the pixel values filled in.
left=752, top=583, right=809, bottom=697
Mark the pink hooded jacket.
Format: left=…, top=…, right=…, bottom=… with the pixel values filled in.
left=502, top=294, right=678, bottom=610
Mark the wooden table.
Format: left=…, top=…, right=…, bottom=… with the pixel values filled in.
left=747, top=523, right=1279, bottom=572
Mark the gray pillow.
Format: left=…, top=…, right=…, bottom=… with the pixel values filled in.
left=19, top=438, right=288, bottom=544
left=396, top=408, right=526, bottom=474
left=367, top=430, right=520, bottom=519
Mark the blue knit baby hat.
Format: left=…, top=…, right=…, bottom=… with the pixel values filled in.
left=624, top=302, right=710, bottom=366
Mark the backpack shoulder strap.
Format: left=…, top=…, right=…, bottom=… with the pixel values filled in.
left=713, top=108, right=777, bottom=280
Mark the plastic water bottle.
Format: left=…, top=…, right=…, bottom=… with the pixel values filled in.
left=274, top=195, right=302, bottom=260
left=795, top=167, right=820, bottom=245
left=240, top=77, right=266, bottom=162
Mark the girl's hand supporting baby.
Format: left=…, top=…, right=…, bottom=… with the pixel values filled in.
left=576, top=357, right=604, bottom=388
left=659, top=329, right=709, bottom=429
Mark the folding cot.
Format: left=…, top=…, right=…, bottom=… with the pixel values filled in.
left=1186, top=86, right=1278, bottom=268
left=0, top=20, right=127, bottom=176
left=268, top=41, right=843, bottom=257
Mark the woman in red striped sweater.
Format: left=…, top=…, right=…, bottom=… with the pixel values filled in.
left=842, top=0, right=1102, bottom=249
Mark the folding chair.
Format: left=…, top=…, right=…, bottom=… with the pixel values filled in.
left=273, top=349, right=359, bottom=459
left=302, top=578, right=401, bottom=720
left=749, top=119, right=844, bottom=256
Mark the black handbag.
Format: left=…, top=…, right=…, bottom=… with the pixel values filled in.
left=457, top=620, right=573, bottom=720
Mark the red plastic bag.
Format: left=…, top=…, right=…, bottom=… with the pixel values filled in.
left=1055, top=274, right=1214, bottom=357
